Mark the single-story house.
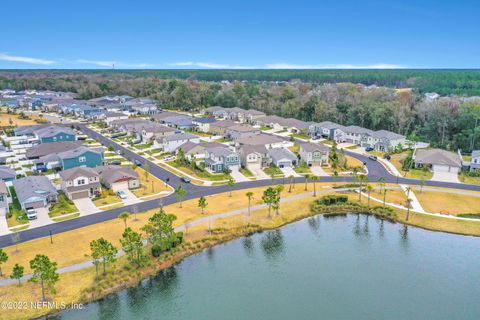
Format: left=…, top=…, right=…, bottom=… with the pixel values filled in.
left=59, top=167, right=102, bottom=200
left=237, top=133, right=292, bottom=149
left=209, top=120, right=237, bottom=136
left=93, top=165, right=140, bottom=191
left=413, top=148, right=462, bottom=174
left=299, top=142, right=330, bottom=166
left=163, top=115, right=194, bottom=130
left=0, top=166, right=16, bottom=183
left=0, top=181, right=9, bottom=216
left=226, top=124, right=260, bottom=140
left=192, top=117, right=217, bottom=133
left=12, top=176, right=58, bottom=210
left=268, top=148, right=298, bottom=168
left=154, top=133, right=200, bottom=153
left=204, top=147, right=241, bottom=173
left=105, top=112, right=129, bottom=125
left=141, top=124, right=177, bottom=142
left=25, top=141, right=82, bottom=159
left=238, top=144, right=271, bottom=170
left=177, top=141, right=224, bottom=159
left=151, top=111, right=183, bottom=123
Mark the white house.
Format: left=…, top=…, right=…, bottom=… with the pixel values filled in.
left=154, top=133, right=200, bottom=153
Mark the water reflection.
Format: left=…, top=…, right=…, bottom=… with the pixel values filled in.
left=260, top=230, right=285, bottom=262
left=378, top=219, right=385, bottom=239
left=96, top=294, right=121, bottom=320
left=362, top=215, right=370, bottom=238
left=243, top=236, right=255, bottom=257
left=206, top=247, right=215, bottom=262
left=399, top=225, right=409, bottom=251
left=307, top=216, right=321, bottom=234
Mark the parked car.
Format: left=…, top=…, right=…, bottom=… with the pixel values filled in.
left=365, top=147, right=374, bottom=152
left=383, top=154, right=391, bottom=160
left=134, top=159, right=142, bottom=166
left=77, top=136, right=87, bottom=140
left=181, top=176, right=191, bottom=183
left=164, top=155, right=175, bottom=161
left=110, top=160, right=121, bottom=165
left=117, top=191, right=127, bottom=199
left=26, top=209, right=37, bottom=220
left=368, top=155, right=378, bottom=161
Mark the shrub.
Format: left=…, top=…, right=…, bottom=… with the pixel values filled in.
left=151, top=244, right=162, bottom=257
left=316, top=195, right=349, bottom=205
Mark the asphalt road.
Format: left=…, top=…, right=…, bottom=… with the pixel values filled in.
left=1, top=124, right=479, bottom=248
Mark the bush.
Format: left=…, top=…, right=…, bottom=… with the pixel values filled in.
left=151, top=244, right=162, bottom=257
left=316, top=195, right=348, bottom=205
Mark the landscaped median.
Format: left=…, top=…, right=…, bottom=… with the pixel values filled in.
left=1, top=183, right=480, bottom=319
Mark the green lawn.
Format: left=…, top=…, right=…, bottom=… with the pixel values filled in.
left=93, top=189, right=120, bottom=207
left=49, top=192, right=78, bottom=217
left=7, top=186, right=28, bottom=227
left=135, top=143, right=153, bottom=149
left=239, top=167, right=254, bottom=177
left=264, top=166, right=284, bottom=177
left=260, top=126, right=271, bottom=131
left=167, top=160, right=231, bottom=181
left=459, top=174, right=480, bottom=185
left=292, top=132, right=310, bottom=140
left=294, top=163, right=311, bottom=174
left=289, top=144, right=300, bottom=153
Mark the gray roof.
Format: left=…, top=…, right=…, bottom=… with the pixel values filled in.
left=240, top=144, right=268, bottom=155
left=0, top=166, right=16, bottom=180
left=26, top=141, right=82, bottom=158
left=268, top=148, right=297, bottom=162
left=93, top=165, right=138, bottom=185
left=227, top=124, right=258, bottom=133
left=210, top=120, right=237, bottom=128
left=57, top=146, right=103, bottom=160
left=370, top=130, right=405, bottom=140
left=204, top=106, right=225, bottom=113
left=105, top=112, right=127, bottom=117
left=161, top=133, right=199, bottom=142
left=192, top=117, right=217, bottom=124
left=14, top=124, right=51, bottom=136
left=471, top=150, right=480, bottom=158
left=300, top=142, right=330, bottom=153
left=206, top=146, right=236, bottom=157
left=34, top=125, right=76, bottom=139
left=151, top=111, right=181, bottom=121
left=59, top=167, right=99, bottom=181
left=12, top=176, right=57, bottom=204
left=316, top=121, right=345, bottom=130
left=237, top=133, right=285, bottom=146
left=414, top=149, right=462, bottom=167
left=143, top=124, right=176, bottom=133
left=344, top=125, right=374, bottom=135
left=163, top=115, right=193, bottom=126
left=178, top=141, right=224, bottom=154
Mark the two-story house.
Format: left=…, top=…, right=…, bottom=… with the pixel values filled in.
left=154, top=133, right=200, bottom=153
left=93, top=165, right=140, bottom=191
left=204, top=147, right=241, bottom=173
left=360, top=130, right=406, bottom=152
left=238, top=144, right=271, bottom=171
left=34, top=125, right=77, bottom=144
left=59, top=167, right=102, bottom=200
left=141, top=124, right=177, bottom=142
left=226, top=124, right=260, bottom=140
left=470, top=150, right=480, bottom=171
left=192, top=117, right=217, bottom=133
left=299, top=142, right=330, bottom=166
left=0, top=181, right=9, bottom=216
left=34, top=146, right=104, bottom=172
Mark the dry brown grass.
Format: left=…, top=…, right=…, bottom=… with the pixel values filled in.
left=0, top=113, right=44, bottom=127
left=132, top=167, right=172, bottom=197
left=415, top=191, right=480, bottom=215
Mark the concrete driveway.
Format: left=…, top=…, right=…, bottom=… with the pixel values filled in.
left=310, top=166, right=330, bottom=177
left=250, top=166, right=270, bottom=179
left=432, top=171, right=460, bottom=183
left=0, top=208, right=10, bottom=235
left=120, top=189, right=142, bottom=205
left=230, top=167, right=250, bottom=182
left=29, top=207, right=53, bottom=228
left=73, top=198, right=100, bottom=216
left=280, top=166, right=300, bottom=177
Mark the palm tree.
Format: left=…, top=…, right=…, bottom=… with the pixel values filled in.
left=366, top=184, right=373, bottom=207
left=288, top=175, right=294, bottom=193
left=378, top=177, right=386, bottom=195
left=304, top=174, right=310, bottom=191
left=406, top=198, right=412, bottom=221
left=246, top=192, right=254, bottom=216
left=357, top=174, right=369, bottom=202
left=118, top=211, right=130, bottom=229
left=310, top=175, right=319, bottom=197
left=275, top=185, right=284, bottom=216
left=383, top=189, right=388, bottom=207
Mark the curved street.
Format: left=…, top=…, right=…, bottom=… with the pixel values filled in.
left=0, top=123, right=479, bottom=248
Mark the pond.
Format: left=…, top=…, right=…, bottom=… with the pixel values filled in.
left=55, top=214, right=480, bottom=320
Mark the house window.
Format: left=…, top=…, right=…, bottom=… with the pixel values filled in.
left=53, top=137, right=57, bottom=141
left=0, top=195, right=3, bottom=202
left=78, top=179, right=85, bottom=185
left=79, top=156, right=86, bottom=163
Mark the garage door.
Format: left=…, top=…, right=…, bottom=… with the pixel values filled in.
left=26, top=201, right=45, bottom=209
left=278, top=161, right=291, bottom=168
left=112, top=181, right=129, bottom=191
left=71, top=190, right=89, bottom=200
left=433, top=165, right=452, bottom=173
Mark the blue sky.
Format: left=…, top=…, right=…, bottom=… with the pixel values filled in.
left=1, top=0, right=479, bottom=69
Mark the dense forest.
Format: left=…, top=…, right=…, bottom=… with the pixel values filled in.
left=0, top=70, right=479, bottom=152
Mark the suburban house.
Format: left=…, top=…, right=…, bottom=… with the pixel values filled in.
left=12, top=176, right=58, bottom=210
left=141, top=124, right=177, bottom=142
left=0, top=166, right=16, bottom=183
left=254, top=115, right=287, bottom=130
left=203, top=106, right=229, bottom=119
left=226, top=124, right=260, bottom=140
left=243, top=109, right=266, bottom=124
left=105, top=112, right=129, bottom=125
left=154, top=133, right=200, bottom=153
left=268, top=148, right=298, bottom=168
left=0, top=181, right=9, bottom=216
left=308, top=121, right=347, bottom=142
left=343, top=126, right=373, bottom=145
left=413, top=148, right=462, bottom=174
left=151, top=111, right=183, bottom=123
left=131, top=103, right=158, bottom=115
left=237, top=133, right=292, bottom=149
left=192, top=117, right=217, bottom=133
left=34, top=125, right=77, bottom=143
left=34, top=146, right=104, bottom=172
left=299, top=142, right=330, bottom=166
left=360, top=130, right=406, bottom=152
left=177, top=141, right=224, bottom=159
left=59, top=167, right=102, bottom=200
left=470, top=150, right=480, bottom=171
left=163, top=115, right=194, bottom=130
left=93, top=165, right=140, bottom=191
left=204, top=147, right=241, bottom=173
left=209, top=120, right=237, bottom=136
left=238, top=144, right=271, bottom=171
left=25, top=141, right=82, bottom=159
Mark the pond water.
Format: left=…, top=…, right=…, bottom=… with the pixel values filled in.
left=55, top=214, right=480, bottom=320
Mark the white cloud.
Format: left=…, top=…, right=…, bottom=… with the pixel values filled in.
left=74, top=59, right=155, bottom=68
left=169, top=61, right=252, bottom=69
left=265, top=63, right=407, bottom=69
left=0, top=53, right=55, bottom=65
